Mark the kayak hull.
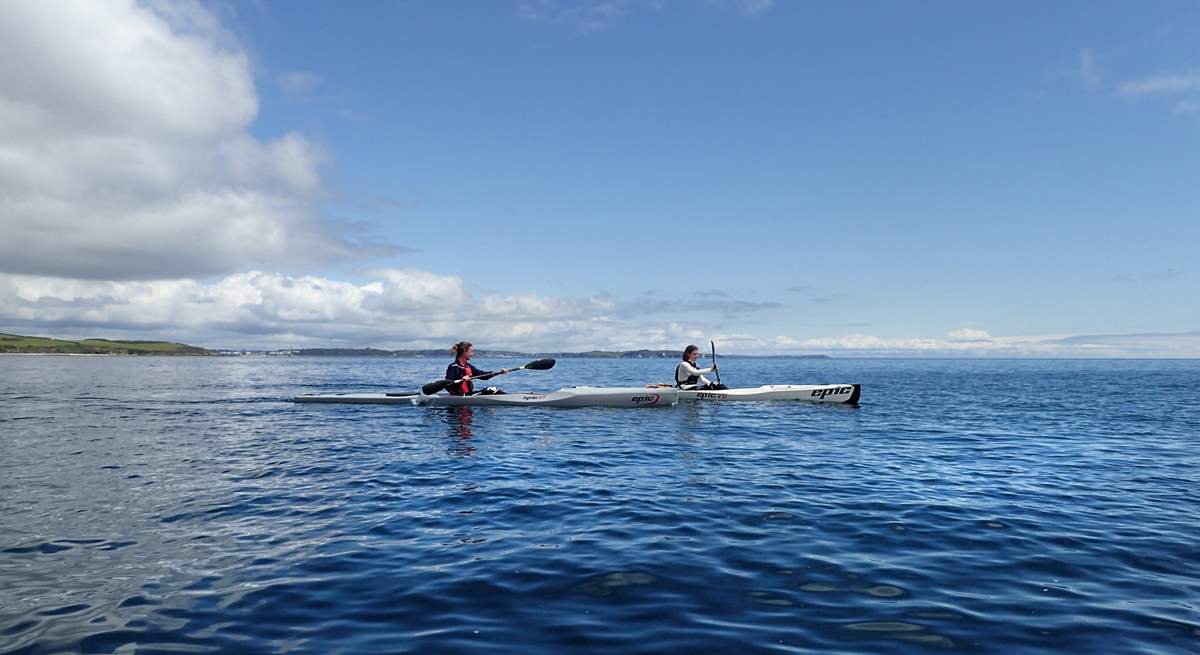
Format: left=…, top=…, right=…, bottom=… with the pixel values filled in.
left=677, top=384, right=861, bottom=405
left=416, top=387, right=677, bottom=408
left=294, top=387, right=678, bottom=408
left=295, top=384, right=859, bottom=406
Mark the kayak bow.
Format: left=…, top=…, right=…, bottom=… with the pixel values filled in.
left=676, top=384, right=860, bottom=405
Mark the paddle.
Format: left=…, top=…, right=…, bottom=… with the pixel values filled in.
left=711, top=340, right=722, bottom=386
left=419, top=358, right=556, bottom=396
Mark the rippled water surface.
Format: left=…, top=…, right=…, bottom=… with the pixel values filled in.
left=2, top=356, right=1198, bottom=654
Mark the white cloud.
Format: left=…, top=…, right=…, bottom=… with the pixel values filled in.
left=947, top=327, right=993, bottom=341
left=364, top=269, right=467, bottom=314
left=0, top=269, right=682, bottom=351
left=1118, top=72, right=1200, bottom=97
left=0, top=0, right=387, bottom=280
left=2, top=269, right=1196, bottom=357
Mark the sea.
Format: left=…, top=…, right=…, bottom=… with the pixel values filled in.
left=1, top=356, right=1197, bottom=654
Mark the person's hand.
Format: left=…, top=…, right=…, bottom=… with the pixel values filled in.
left=712, top=363, right=718, bottom=371
left=462, top=375, right=472, bottom=381
left=500, top=368, right=510, bottom=374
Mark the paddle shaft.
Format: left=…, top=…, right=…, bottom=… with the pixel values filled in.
left=711, top=340, right=721, bottom=385
left=421, top=358, right=555, bottom=395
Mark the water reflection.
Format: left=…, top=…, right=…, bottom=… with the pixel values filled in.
left=444, top=406, right=475, bottom=456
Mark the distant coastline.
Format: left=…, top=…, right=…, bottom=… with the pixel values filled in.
left=0, top=333, right=209, bottom=356
left=0, top=333, right=831, bottom=359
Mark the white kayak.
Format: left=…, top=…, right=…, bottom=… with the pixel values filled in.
left=676, top=384, right=861, bottom=405
left=293, top=386, right=678, bottom=408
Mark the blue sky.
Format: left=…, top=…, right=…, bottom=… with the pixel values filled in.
left=1, top=1, right=1197, bottom=355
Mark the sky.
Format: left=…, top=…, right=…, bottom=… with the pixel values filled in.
left=1, top=0, right=1198, bottom=356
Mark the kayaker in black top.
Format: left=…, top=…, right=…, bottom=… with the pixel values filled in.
left=446, top=341, right=509, bottom=395
left=675, top=344, right=727, bottom=390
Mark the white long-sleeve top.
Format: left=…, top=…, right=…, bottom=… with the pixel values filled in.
left=675, top=361, right=715, bottom=388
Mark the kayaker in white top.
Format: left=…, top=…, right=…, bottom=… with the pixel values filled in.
left=675, top=344, right=727, bottom=390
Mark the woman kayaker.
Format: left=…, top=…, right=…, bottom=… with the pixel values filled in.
left=675, top=344, right=726, bottom=390
left=446, top=341, right=510, bottom=396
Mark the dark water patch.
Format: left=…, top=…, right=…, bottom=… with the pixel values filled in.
left=3, top=542, right=74, bottom=555
left=36, top=603, right=91, bottom=617
left=569, top=571, right=658, bottom=598
left=1, top=619, right=40, bottom=637
left=116, top=595, right=157, bottom=608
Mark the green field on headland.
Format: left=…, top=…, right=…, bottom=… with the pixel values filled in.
left=0, top=333, right=210, bottom=355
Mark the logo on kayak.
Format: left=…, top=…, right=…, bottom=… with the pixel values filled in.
left=521, top=395, right=547, bottom=400
left=630, top=394, right=660, bottom=405
left=695, top=392, right=728, bottom=399
left=811, top=386, right=853, bottom=399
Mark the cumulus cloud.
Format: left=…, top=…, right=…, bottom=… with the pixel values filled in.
left=0, top=0, right=392, bottom=281
left=947, top=327, right=993, bottom=341
left=2, top=269, right=1196, bottom=357
left=0, top=270, right=705, bottom=351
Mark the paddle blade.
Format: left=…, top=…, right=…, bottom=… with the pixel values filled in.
left=522, top=358, right=556, bottom=371
left=421, top=379, right=452, bottom=395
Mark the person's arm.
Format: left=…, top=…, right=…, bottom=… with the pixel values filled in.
left=473, top=364, right=514, bottom=381
left=680, top=362, right=715, bottom=375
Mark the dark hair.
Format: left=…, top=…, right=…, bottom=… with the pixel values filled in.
left=682, top=345, right=700, bottom=360
left=450, top=341, right=472, bottom=359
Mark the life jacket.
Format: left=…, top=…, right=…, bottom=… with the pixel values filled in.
left=450, top=361, right=474, bottom=396
left=675, top=362, right=700, bottom=388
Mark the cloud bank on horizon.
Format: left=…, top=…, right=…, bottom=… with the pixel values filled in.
left=5, top=270, right=1195, bottom=357
left=0, top=1, right=1195, bottom=357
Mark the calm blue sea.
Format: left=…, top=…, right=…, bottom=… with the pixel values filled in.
left=1, top=356, right=1198, bottom=654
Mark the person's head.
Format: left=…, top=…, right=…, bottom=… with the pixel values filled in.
left=451, top=341, right=473, bottom=362
left=682, top=345, right=700, bottom=362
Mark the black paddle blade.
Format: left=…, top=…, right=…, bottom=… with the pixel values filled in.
left=523, top=358, right=555, bottom=370
left=421, top=379, right=453, bottom=395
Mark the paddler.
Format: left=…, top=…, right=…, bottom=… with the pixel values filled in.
left=446, top=341, right=510, bottom=395
left=675, top=344, right=727, bottom=390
